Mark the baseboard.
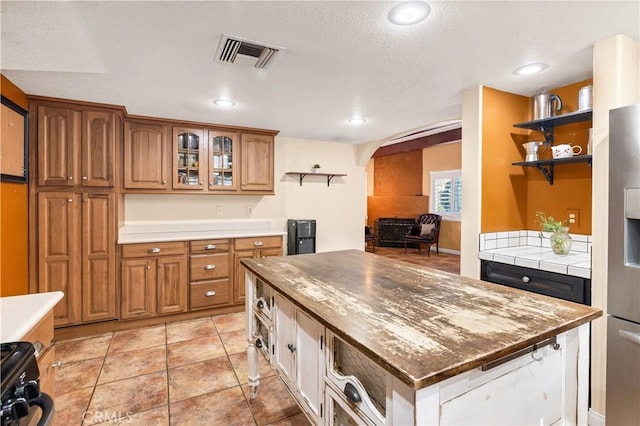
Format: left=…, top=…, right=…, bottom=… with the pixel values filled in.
left=432, top=247, right=460, bottom=255
left=588, top=408, right=605, bottom=426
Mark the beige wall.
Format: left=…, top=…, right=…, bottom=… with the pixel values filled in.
left=422, top=141, right=462, bottom=252
left=590, top=34, right=640, bottom=418
left=124, top=136, right=366, bottom=253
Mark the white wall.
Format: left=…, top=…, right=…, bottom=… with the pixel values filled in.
left=460, top=86, right=483, bottom=278
left=124, top=136, right=366, bottom=253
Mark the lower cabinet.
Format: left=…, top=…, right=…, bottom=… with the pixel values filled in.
left=273, top=294, right=324, bottom=424
left=120, top=242, right=187, bottom=319
left=189, top=239, right=231, bottom=309
left=37, top=191, right=116, bottom=326
left=233, top=236, right=282, bottom=304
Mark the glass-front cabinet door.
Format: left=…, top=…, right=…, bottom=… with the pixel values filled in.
left=208, top=130, right=238, bottom=191
left=173, top=127, right=205, bottom=189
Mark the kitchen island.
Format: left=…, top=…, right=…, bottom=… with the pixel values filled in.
left=242, top=250, right=601, bottom=425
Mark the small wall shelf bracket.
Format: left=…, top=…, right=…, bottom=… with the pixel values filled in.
left=536, top=163, right=554, bottom=185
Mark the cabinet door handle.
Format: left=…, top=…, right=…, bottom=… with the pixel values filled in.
left=32, top=341, right=45, bottom=358
left=255, top=338, right=263, bottom=348
left=205, top=244, right=217, bottom=250
left=343, top=383, right=362, bottom=404
left=146, top=265, right=151, bottom=270
left=287, top=343, right=296, bottom=352
left=67, top=198, right=73, bottom=203
left=522, top=276, right=531, bottom=283
left=619, top=329, right=640, bottom=345
left=257, top=299, right=264, bottom=309
left=51, top=361, right=62, bottom=369
left=199, top=182, right=203, bottom=186
left=148, top=248, right=161, bottom=254
left=204, top=264, right=216, bottom=270
left=204, top=290, right=217, bottom=297
left=82, top=176, right=88, bottom=181
left=253, top=241, right=264, bottom=247
left=68, top=176, right=73, bottom=181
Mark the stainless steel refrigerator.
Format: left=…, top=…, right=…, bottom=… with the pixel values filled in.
left=606, top=102, right=640, bottom=426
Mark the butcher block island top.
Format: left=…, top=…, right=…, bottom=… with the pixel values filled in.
left=242, top=249, right=601, bottom=390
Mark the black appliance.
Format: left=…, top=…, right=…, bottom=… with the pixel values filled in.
left=1, top=342, right=54, bottom=426
left=287, top=219, right=316, bottom=255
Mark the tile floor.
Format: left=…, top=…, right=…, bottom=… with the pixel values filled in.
left=53, top=312, right=311, bottom=425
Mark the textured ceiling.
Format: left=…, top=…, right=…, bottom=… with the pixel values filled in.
left=1, top=1, right=638, bottom=144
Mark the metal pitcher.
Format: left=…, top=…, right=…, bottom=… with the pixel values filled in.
left=532, top=92, right=562, bottom=120
left=522, top=141, right=547, bottom=162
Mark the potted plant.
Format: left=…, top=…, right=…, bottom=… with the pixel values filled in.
left=312, top=164, right=321, bottom=173
left=535, top=211, right=572, bottom=255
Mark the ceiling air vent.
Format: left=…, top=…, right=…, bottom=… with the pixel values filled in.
left=215, top=34, right=284, bottom=69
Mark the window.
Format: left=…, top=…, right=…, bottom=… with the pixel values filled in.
left=430, top=169, right=461, bottom=221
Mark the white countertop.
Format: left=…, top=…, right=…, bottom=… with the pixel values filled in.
left=118, top=219, right=286, bottom=244
left=478, top=230, right=592, bottom=278
left=0, top=292, right=63, bottom=342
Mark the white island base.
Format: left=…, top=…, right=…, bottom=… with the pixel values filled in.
left=245, top=273, right=590, bottom=425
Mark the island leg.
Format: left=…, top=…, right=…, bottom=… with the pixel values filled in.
left=247, top=340, right=260, bottom=399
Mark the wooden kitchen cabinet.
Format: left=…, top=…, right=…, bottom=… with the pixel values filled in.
left=189, top=239, right=231, bottom=309
left=22, top=310, right=55, bottom=399
left=208, top=130, right=238, bottom=191
left=240, top=133, right=274, bottom=193
left=123, top=120, right=169, bottom=189
left=37, top=191, right=116, bottom=326
left=233, top=236, right=282, bottom=304
left=120, top=242, right=188, bottom=319
left=173, top=127, right=205, bottom=190
left=36, top=105, right=117, bottom=187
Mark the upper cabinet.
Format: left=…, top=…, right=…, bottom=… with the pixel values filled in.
left=35, top=103, right=118, bottom=187
left=123, top=120, right=169, bottom=189
left=173, top=127, right=205, bottom=190
left=241, top=133, right=274, bottom=193
left=125, top=126, right=274, bottom=194
left=208, top=130, right=238, bottom=191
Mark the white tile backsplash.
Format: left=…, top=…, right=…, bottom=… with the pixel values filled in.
left=478, top=230, right=592, bottom=278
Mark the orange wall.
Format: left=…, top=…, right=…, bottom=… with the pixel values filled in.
left=373, top=151, right=422, bottom=196
left=481, top=80, right=593, bottom=234
left=481, top=87, right=529, bottom=232
left=1, top=74, right=29, bottom=296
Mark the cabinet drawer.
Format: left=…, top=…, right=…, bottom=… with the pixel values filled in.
left=190, top=280, right=230, bottom=309
left=190, top=239, right=229, bottom=253
left=234, top=236, right=282, bottom=251
left=325, top=331, right=387, bottom=424
left=480, top=260, right=591, bottom=305
left=190, top=253, right=229, bottom=280
left=121, top=241, right=186, bottom=258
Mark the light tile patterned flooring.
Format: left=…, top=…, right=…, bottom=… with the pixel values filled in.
left=53, top=312, right=310, bottom=425
left=53, top=249, right=459, bottom=425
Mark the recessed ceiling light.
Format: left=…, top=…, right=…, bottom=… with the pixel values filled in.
left=213, top=98, right=236, bottom=107
left=512, top=63, right=548, bottom=76
left=348, top=117, right=366, bottom=125
left=388, top=1, right=431, bottom=25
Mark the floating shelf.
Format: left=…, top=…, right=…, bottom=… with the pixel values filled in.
left=286, top=172, right=347, bottom=187
left=513, top=109, right=593, bottom=145
left=512, top=155, right=592, bottom=185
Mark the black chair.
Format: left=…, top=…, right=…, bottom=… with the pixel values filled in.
left=403, top=214, right=442, bottom=256
left=365, top=226, right=376, bottom=252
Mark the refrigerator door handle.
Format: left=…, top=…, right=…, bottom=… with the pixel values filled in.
left=619, top=329, right=640, bottom=345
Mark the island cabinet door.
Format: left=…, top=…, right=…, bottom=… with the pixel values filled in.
left=273, top=294, right=324, bottom=424
left=294, top=309, right=324, bottom=422
left=274, top=294, right=295, bottom=383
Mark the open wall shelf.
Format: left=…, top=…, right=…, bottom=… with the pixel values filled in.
left=512, top=155, right=592, bottom=185
left=286, top=172, right=347, bottom=186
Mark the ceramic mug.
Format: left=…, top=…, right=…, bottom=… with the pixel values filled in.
left=552, top=144, right=582, bottom=159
